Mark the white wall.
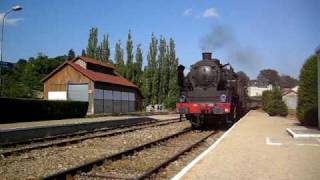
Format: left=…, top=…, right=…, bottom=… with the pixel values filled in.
left=48, top=91, right=67, bottom=100
left=247, top=85, right=272, bottom=97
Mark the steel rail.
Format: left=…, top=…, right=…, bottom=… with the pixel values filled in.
left=135, top=131, right=218, bottom=179
left=0, top=118, right=183, bottom=157
left=42, top=128, right=192, bottom=180
left=0, top=118, right=179, bottom=147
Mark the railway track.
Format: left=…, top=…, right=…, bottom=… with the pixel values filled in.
left=0, top=118, right=183, bottom=157
left=43, top=129, right=219, bottom=180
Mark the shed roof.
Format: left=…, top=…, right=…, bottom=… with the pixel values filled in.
left=72, top=56, right=115, bottom=69
left=41, top=59, right=137, bottom=89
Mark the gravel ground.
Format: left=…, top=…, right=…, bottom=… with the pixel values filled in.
left=0, top=121, right=190, bottom=179
left=0, top=119, right=181, bottom=153
left=75, top=130, right=218, bottom=180
left=154, top=131, right=225, bottom=179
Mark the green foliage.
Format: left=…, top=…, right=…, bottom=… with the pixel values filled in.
left=81, top=49, right=86, bottom=56
left=262, top=90, right=272, bottom=111
left=262, top=89, right=288, bottom=116
left=126, top=31, right=134, bottom=81
left=133, top=44, right=143, bottom=87
left=86, top=27, right=98, bottom=58
left=67, top=49, right=76, bottom=60
left=279, top=75, right=298, bottom=88
left=0, top=98, right=88, bottom=123
left=142, top=35, right=178, bottom=109
left=2, top=54, right=65, bottom=98
left=114, top=40, right=126, bottom=76
left=257, top=69, right=280, bottom=86
left=297, top=55, right=318, bottom=126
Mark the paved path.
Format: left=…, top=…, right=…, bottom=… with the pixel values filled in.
left=0, top=114, right=179, bottom=129
left=180, top=110, right=320, bottom=180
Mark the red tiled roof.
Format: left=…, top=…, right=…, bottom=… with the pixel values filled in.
left=72, top=56, right=115, bottom=69
left=68, top=62, right=137, bottom=88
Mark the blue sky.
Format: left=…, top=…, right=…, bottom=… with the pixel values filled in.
left=1, top=0, right=319, bottom=78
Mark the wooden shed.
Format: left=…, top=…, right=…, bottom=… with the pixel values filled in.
left=42, top=56, right=143, bottom=114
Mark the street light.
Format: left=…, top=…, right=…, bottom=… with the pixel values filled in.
left=0, top=5, right=23, bottom=96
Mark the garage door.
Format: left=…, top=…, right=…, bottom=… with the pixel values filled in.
left=67, top=83, right=88, bottom=102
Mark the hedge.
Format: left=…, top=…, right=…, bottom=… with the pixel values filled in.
left=0, top=98, right=88, bottom=123
left=262, top=89, right=288, bottom=117
left=297, top=55, right=318, bottom=126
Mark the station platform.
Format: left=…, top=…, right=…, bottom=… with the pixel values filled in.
left=173, top=110, right=320, bottom=180
left=0, top=114, right=179, bottom=144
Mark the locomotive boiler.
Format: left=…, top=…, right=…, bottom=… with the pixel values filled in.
left=176, top=52, right=247, bottom=128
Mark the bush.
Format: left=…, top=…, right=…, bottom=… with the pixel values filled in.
left=297, top=55, right=318, bottom=126
left=262, top=91, right=272, bottom=111
left=0, top=98, right=88, bottom=123
left=262, top=89, right=288, bottom=117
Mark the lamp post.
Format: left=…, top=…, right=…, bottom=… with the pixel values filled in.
left=0, top=5, right=22, bottom=96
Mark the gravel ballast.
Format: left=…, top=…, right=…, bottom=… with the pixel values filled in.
left=0, top=121, right=190, bottom=179
left=75, top=130, right=219, bottom=179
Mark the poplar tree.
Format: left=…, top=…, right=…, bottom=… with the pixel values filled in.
left=166, top=38, right=179, bottom=108
left=101, top=34, right=111, bottom=62
left=67, top=49, right=76, bottom=60
left=126, top=31, right=134, bottom=81
left=81, top=49, right=86, bottom=56
left=134, top=44, right=143, bottom=87
left=149, top=34, right=159, bottom=104
left=156, top=37, right=168, bottom=103
left=114, top=40, right=125, bottom=76
left=143, top=34, right=158, bottom=105
left=86, top=27, right=98, bottom=58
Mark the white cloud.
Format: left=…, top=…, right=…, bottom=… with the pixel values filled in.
left=0, top=13, right=24, bottom=25
left=202, top=8, right=219, bottom=18
left=182, top=8, right=193, bottom=16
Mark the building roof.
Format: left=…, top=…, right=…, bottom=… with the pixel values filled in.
left=72, top=56, right=115, bottom=69
left=41, top=59, right=138, bottom=89
left=69, top=62, right=137, bottom=88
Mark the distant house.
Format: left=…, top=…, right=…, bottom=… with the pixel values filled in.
left=247, top=80, right=273, bottom=97
left=282, top=86, right=298, bottom=110
left=41, top=56, right=143, bottom=114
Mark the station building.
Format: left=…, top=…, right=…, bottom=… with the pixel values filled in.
left=42, top=56, right=143, bottom=114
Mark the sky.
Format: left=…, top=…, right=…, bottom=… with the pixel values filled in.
left=0, top=0, right=319, bottom=79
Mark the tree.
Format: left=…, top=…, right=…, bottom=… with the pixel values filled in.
left=257, top=69, right=280, bottom=86
left=126, top=31, right=134, bottom=81
left=86, top=27, right=98, bottom=58
left=279, top=75, right=298, bottom=88
left=297, top=55, right=318, bottom=126
left=133, top=44, right=143, bottom=87
left=262, top=89, right=288, bottom=116
left=165, top=38, right=179, bottom=109
left=2, top=54, right=65, bottom=98
left=81, top=49, right=86, bottom=56
left=114, top=40, right=125, bottom=76
left=143, top=34, right=158, bottom=105
left=100, top=34, right=111, bottom=63
left=152, top=37, right=167, bottom=104
left=67, top=49, right=76, bottom=60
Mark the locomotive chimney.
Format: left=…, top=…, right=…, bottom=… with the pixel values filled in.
left=202, top=52, right=212, bottom=60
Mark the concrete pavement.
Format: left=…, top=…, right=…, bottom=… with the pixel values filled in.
left=175, top=110, right=320, bottom=180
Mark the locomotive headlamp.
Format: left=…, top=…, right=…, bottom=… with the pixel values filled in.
left=220, top=94, right=227, bottom=102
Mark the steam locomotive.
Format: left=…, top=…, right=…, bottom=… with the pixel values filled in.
left=176, top=52, right=247, bottom=128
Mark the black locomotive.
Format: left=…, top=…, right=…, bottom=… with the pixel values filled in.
left=176, top=52, right=247, bottom=128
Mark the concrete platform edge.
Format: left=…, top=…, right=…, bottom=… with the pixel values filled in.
left=171, top=112, right=251, bottom=180
left=287, top=128, right=320, bottom=138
